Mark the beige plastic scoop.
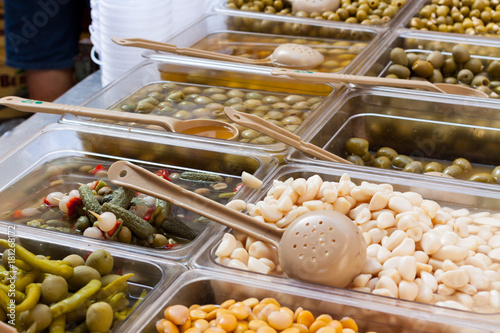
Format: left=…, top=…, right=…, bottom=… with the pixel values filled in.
left=112, top=37, right=325, bottom=69
left=271, top=68, right=489, bottom=98
left=0, top=96, right=239, bottom=140
left=107, top=160, right=366, bottom=288
left=289, top=0, right=340, bottom=14
left=224, top=106, right=352, bottom=164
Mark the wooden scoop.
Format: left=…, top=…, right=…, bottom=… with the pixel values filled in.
left=271, top=68, right=489, bottom=98
left=112, top=37, right=325, bottom=69
left=224, top=106, right=351, bottom=164
left=0, top=96, right=239, bottom=140
left=107, top=160, right=366, bottom=288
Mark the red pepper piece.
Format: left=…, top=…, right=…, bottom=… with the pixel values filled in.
left=66, top=197, right=82, bottom=217
left=89, top=180, right=99, bottom=190
left=43, top=197, right=55, bottom=207
left=90, top=164, right=106, bottom=175
left=234, top=184, right=243, bottom=192
left=165, top=243, right=176, bottom=249
left=106, top=220, right=121, bottom=237
left=12, top=210, right=24, bottom=219
left=154, top=169, right=171, bottom=181
left=143, top=206, right=155, bottom=222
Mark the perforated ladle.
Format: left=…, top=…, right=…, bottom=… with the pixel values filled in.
left=107, top=160, right=366, bottom=288
left=112, top=37, right=325, bottom=69
left=0, top=96, right=240, bottom=140
left=271, top=68, right=489, bottom=98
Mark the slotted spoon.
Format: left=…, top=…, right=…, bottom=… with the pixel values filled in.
left=107, top=160, right=366, bottom=288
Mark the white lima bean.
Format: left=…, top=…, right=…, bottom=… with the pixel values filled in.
left=214, top=174, right=500, bottom=313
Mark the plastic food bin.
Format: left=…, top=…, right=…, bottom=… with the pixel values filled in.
left=0, top=123, right=276, bottom=261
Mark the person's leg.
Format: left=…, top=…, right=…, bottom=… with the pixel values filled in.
left=4, top=0, right=86, bottom=101
left=25, top=68, right=74, bottom=101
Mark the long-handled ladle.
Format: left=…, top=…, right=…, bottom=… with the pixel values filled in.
left=112, top=37, right=325, bottom=69
left=0, top=96, right=240, bottom=140
left=271, top=68, right=489, bottom=98
left=107, top=160, right=366, bottom=288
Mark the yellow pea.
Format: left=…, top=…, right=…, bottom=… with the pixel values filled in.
left=339, top=317, right=358, bottom=332
left=184, top=328, right=202, bottom=333
left=216, top=313, right=238, bottom=332
left=316, top=314, right=333, bottom=323
left=190, top=309, right=207, bottom=320
left=180, top=318, right=192, bottom=332
left=199, top=304, right=218, bottom=313
left=292, top=323, right=309, bottom=333
left=296, top=310, right=314, bottom=328
left=249, top=319, right=268, bottom=331
left=229, top=302, right=251, bottom=320
left=267, top=310, right=293, bottom=331
left=157, top=319, right=180, bottom=333
left=256, top=325, right=277, bottom=333
left=205, top=328, right=226, bottom=333
left=316, top=327, right=337, bottom=333
left=193, top=319, right=210, bottom=331
left=189, top=304, right=200, bottom=311
left=326, top=320, right=342, bottom=333
left=164, top=305, right=190, bottom=326
left=242, top=298, right=259, bottom=309
left=220, top=299, right=235, bottom=309
left=256, top=303, right=280, bottom=321
left=235, top=320, right=249, bottom=333
left=309, top=320, right=328, bottom=333
left=281, top=327, right=300, bottom=333
left=259, top=298, right=280, bottom=307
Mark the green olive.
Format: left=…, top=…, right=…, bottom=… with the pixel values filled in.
left=345, top=137, right=369, bottom=156
left=167, top=90, right=185, bottom=102
left=457, top=69, right=474, bottom=84
left=444, top=77, right=458, bottom=84
left=407, top=53, right=420, bottom=68
left=86, top=249, right=114, bottom=276
left=372, top=156, right=392, bottom=168
left=41, top=275, right=68, bottom=304
left=376, top=147, right=398, bottom=160
left=452, top=45, right=470, bottom=64
left=148, top=92, right=165, bottom=100
left=100, top=274, right=121, bottom=288
left=452, top=157, right=472, bottom=172
left=487, top=60, right=500, bottom=79
left=472, top=75, right=490, bottom=87
left=392, top=155, right=413, bottom=169
left=86, top=302, right=114, bottom=332
left=62, top=254, right=85, bottom=267
left=443, top=164, right=463, bottom=178
left=120, top=103, right=135, bottom=112
left=469, top=173, right=496, bottom=183
left=403, top=161, right=424, bottom=173
left=412, top=60, right=434, bottom=78
left=429, top=69, right=444, bottom=83
left=68, top=265, right=101, bottom=290
left=424, top=161, right=443, bottom=173
left=153, top=234, right=169, bottom=248
left=463, top=58, right=483, bottom=74
left=390, top=47, right=408, bottom=66
left=426, top=51, right=445, bottom=68
left=387, top=64, right=411, bottom=79
left=442, top=58, right=458, bottom=75
left=75, top=216, right=90, bottom=231
left=361, top=151, right=373, bottom=163
left=20, top=304, right=52, bottom=331
left=491, top=166, right=500, bottom=182
left=347, top=155, right=365, bottom=165
left=136, top=101, right=155, bottom=113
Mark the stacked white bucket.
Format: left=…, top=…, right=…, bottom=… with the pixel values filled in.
left=89, top=0, right=173, bottom=86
